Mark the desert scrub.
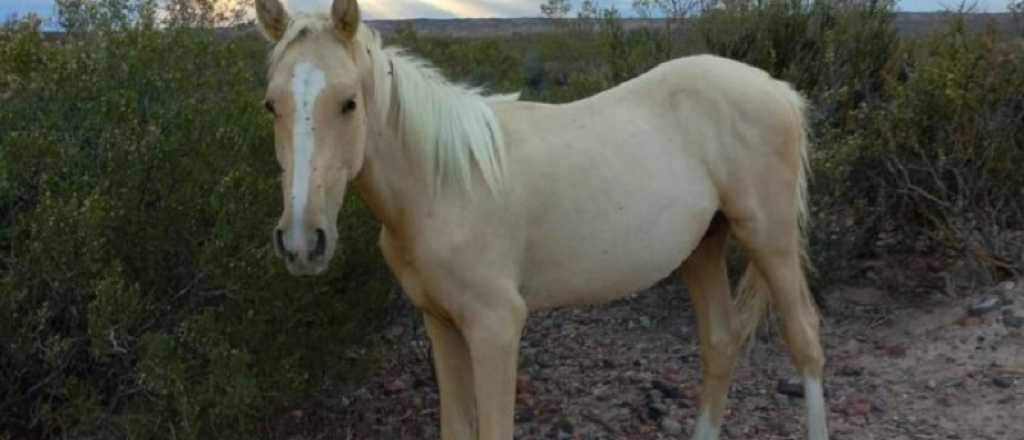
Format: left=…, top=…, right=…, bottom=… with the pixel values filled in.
left=0, top=17, right=397, bottom=440
left=813, top=15, right=1024, bottom=281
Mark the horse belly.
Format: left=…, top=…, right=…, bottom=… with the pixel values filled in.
left=519, top=176, right=717, bottom=310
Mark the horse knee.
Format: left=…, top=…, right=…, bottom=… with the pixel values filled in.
left=460, top=301, right=527, bottom=352
left=701, top=333, right=740, bottom=378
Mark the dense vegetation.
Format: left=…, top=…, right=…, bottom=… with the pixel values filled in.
left=1, top=0, right=1022, bottom=438
left=0, top=8, right=398, bottom=440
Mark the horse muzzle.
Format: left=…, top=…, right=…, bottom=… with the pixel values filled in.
left=273, top=224, right=336, bottom=276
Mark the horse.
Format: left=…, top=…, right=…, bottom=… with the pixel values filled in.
left=253, top=0, right=828, bottom=438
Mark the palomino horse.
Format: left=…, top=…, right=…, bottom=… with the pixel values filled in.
left=254, top=0, right=828, bottom=438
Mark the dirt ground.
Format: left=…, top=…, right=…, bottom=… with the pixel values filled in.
left=288, top=273, right=1024, bottom=439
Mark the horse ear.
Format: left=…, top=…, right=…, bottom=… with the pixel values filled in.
left=255, top=0, right=289, bottom=42
left=331, top=0, right=361, bottom=41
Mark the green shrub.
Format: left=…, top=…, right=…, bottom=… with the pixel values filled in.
left=694, top=0, right=898, bottom=111
left=823, top=18, right=1024, bottom=279
left=388, top=26, right=523, bottom=93
left=0, top=19, right=397, bottom=439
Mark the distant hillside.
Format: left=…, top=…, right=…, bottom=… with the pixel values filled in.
left=39, top=12, right=1017, bottom=41
left=364, top=17, right=662, bottom=37
left=364, top=12, right=1016, bottom=37
left=894, top=11, right=1015, bottom=34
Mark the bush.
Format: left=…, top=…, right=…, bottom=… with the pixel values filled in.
left=823, top=18, right=1024, bottom=280
left=0, top=19, right=397, bottom=439
left=388, top=25, right=523, bottom=93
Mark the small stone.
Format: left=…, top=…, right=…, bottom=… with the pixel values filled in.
left=661, top=418, right=683, bottom=435
left=926, top=379, right=937, bottom=389
left=844, top=397, right=872, bottom=417
left=838, top=365, right=864, bottom=377
left=883, top=343, right=908, bottom=357
left=774, top=393, right=795, bottom=407
left=383, top=379, right=406, bottom=393
left=959, top=316, right=983, bottom=327
left=386, top=324, right=404, bottom=339
left=553, top=417, right=574, bottom=439
left=664, top=372, right=685, bottom=384
left=535, top=354, right=555, bottom=368
left=998, top=280, right=1016, bottom=292
left=647, top=402, right=669, bottom=420
left=969, top=295, right=1003, bottom=316
left=1003, top=309, right=1024, bottom=329
left=517, top=392, right=534, bottom=407
left=843, top=287, right=889, bottom=305
left=516, top=407, right=536, bottom=423
left=871, top=398, right=888, bottom=414
left=651, top=380, right=682, bottom=399
left=993, top=377, right=1014, bottom=388
left=777, top=377, right=804, bottom=398
left=516, top=374, right=532, bottom=393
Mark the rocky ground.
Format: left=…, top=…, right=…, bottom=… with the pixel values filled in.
left=283, top=272, right=1024, bottom=440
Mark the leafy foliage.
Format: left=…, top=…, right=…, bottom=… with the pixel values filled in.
left=823, top=19, right=1024, bottom=279
left=0, top=18, right=396, bottom=440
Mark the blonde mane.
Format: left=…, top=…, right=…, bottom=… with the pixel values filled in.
left=374, top=47, right=518, bottom=192
left=269, top=14, right=518, bottom=193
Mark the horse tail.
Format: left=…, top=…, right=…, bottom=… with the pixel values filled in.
left=734, top=82, right=813, bottom=351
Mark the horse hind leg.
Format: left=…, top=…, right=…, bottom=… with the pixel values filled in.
left=679, top=214, right=740, bottom=440
left=730, top=205, right=828, bottom=440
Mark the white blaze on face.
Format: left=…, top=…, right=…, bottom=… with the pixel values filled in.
left=289, top=61, right=326, bottom=241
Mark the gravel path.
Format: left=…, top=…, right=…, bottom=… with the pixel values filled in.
left=282, top=278, right=1024, bottom=439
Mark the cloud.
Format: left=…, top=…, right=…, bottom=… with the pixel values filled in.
left=285, top=1, right=452, bottom=18
left=284, top=1, right=552, bottom=19
left=2, top=0, right=1012, bottom=22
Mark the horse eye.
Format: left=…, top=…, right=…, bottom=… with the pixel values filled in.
left=264, top=100, right=276, bottom=116
left=342, top=98, right=357, bottom=114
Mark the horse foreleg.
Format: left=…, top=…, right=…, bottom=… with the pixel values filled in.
left=380, top=231, right=479, bottom=439
left=680, top=219, right=738, bottom=440
left=424, top=313, right=478, bottom=440
left=460, top=292, right=526, bottom=440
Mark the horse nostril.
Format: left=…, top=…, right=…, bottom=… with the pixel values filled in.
left=274, top=229, right=286, bottom=256
left=275, top=229, right=297, bottom=262
left=310, top=228, right=327, bottom=260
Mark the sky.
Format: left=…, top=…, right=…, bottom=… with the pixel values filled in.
left=1, top=0, right=1011, bottom=24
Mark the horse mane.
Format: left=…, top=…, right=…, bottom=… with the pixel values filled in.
left=373, top=46, right=518, bottom=192
left=268, top=14, right=518, bottom=193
